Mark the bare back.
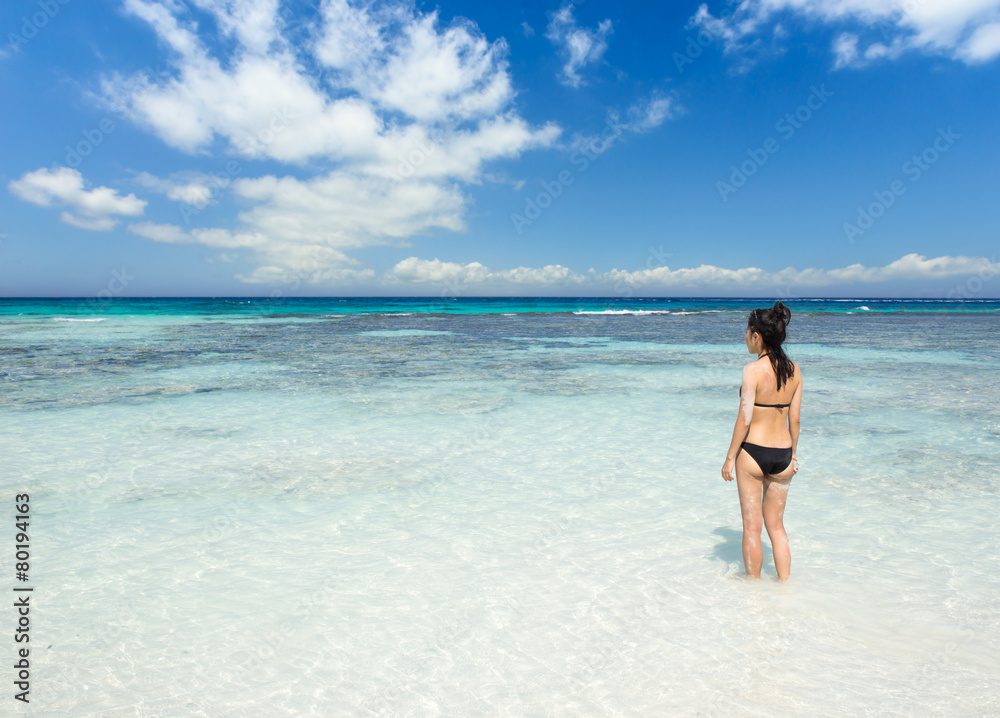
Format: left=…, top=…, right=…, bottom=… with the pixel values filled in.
left=740, top=357, right=802, bottom=448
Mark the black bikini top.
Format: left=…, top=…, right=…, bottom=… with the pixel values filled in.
left=739, top=385, right=790, bottom=409
left=740, top=353, right=791, bottom=408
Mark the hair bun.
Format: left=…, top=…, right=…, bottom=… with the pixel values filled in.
left=772, top=300, right=791, bottom=327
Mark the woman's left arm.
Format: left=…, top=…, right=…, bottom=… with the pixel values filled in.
left=721, top=366, right=754, bottom=481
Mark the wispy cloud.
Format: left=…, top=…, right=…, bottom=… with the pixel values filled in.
left=690, top=0, right=1000, bottom=70
left=565, top=92, right=679, bottom=155
left=545, top=3, right=613, bottom=87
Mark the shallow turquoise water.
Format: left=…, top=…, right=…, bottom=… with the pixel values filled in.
left=2, top=299, right=998, bottom=716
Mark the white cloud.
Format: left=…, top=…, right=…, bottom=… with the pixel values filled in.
left=545, top=4, right=613, bottom=87
left=380, top=253, right=1000, bottom=293
left=8, top=167, right=146, bottom=232
left=567, top=92, right=679, bottom=155
left=832, top=32, right=859, bottom=68
left=129, top=220, right=269, bottom=251
left=367, top=13, right=515, bottom=122
left=960, top=21, right=1000, bottom=62
left=607, top=253, right=1000, bottom=288
left=168, top=183, right=213, bottom=206
left=102, top=0, right=561, bottom=283
left=204, top=252, right=238, bottom=263
left=134, top=171, right=215, bottom=208
left=125, top=165, right=465, bottom=285
left=106, top=0, right=542, bottom=162
left=618, top=93, right=678, bottom=133
left=690, top=0, right=1000, bottom=68
left=59, top=213, right=120, bottom=232
left=386, top=257, right=581, bottom=286
left=188, top=0, right=282, bottom=54
left=128, top=221, right=191, bottom=243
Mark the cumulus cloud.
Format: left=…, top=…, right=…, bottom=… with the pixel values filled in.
left=100, top=0, right=561, bottom=283
left=8, top=167, right=146, bottom=231
left=545, top=3, right=613, bottom=87
left=232, top=171, right=465, bottom=245
left=105, top=0, right=550, bottom=162
left=380, top=253, right=1000, bottom=294
left=690, top=0, right=1000, bottom=69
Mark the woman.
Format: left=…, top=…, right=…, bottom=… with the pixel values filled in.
left=721, top=301, right=802, bottom=580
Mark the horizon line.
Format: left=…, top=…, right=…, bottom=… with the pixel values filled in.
left=2, top=296, right=998, bottom=301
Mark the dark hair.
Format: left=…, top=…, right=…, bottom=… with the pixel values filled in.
left=748, top=301, right=794, bottom=390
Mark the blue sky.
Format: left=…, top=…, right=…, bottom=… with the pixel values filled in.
left=1, top=0, right=999, bottom=297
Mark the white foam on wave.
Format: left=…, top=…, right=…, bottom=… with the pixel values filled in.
left=573, top=309, right=673, bottom=315
left=52, top=317, right=106, bottom=322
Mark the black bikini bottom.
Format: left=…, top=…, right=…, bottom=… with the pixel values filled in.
left=739, top=442, right=793, bottom=475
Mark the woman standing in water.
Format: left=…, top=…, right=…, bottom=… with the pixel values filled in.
left=721, top=301, right=802, bottom=580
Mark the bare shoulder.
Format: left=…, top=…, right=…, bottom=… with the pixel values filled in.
left=742, top=359, right=768, bottom=390
left=743, top=360, right=764, bottom=379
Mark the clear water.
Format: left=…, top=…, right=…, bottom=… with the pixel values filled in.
left=2, top=298, right=998, bottom=716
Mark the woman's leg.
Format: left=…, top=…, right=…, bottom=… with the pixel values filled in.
left=762, top=473, right=793, bottom=580
left=735, top=451, right=765, bottom=578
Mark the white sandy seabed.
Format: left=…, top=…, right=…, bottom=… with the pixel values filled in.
left=3, top=323, right=999, bottom=717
